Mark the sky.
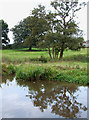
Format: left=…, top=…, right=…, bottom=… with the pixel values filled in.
left=0, top=0, right=88, bottom=44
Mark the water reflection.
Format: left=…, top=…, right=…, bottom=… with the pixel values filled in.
left=2, top=77, right=87, bottom=118
left=17, top=79, right=87, bottom=118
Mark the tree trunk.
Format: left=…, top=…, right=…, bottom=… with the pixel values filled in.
left=48, top=48, right=52, bottom=59
left=29, top=46, right=32, bottom=51
left=60, top=48, right=64, bottom=59
left=55, top=50, right=57, bottom=59
left=53, top=47, right=55, bottom=59
left=59, top=18, right=65, bottom=59
left=56, top=52, right=59, bottom=59
left=55, top=48, right=59, bottom=59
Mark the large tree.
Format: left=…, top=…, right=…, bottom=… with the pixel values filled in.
left=11, top=16, right=37, bottom=50
left=43, top=21, right=84, bottom=59
left=0, top=20, right=10, bottom=48
left=11, top=20, right=28, bottom=48
left=11, top=5, right=49, bottom=50
left=37, top=2, right=85, bottom=59
left=29, top=5, right=50, bottom=48
left=49, top=0, right=86, bottom=58
left=23, top=16, right=38, bottom=50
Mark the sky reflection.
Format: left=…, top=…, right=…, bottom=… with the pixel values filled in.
left=1, top=77, right=88, bottom=118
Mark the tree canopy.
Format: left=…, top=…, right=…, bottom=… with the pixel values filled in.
left=49, top=0, right=85, bottom=58
left=0, top=20, right=10, bottom=48
left=11, top=1, right=86, bottom=58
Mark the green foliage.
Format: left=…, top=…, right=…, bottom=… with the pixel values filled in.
left=14, top=65, right=88, bottom=85
left=2, top=64, right=7, bottom=75
left=63, top=54, right=88, bottom=63
left=16, top=65, right=55, bottom=81
left=11, top=20, right=27, bottom=44
left=2, top=64, right=16, bottom=75
left=11, top=5, right=49, bottom=50
left=7, top=64, right=16, bottom=74
left=0, top=20, right=10, bottom=47
left=2, top=48, right=88, bottom=85
left=10, top=1, right=85, bottom=59
left=2, top=62, right=88, bottom=85
left=44, top=1, right=85, bottom=59
left=52, top=70, right=87, bottom=85
left=2, top=48, right=88, bottom=64
left=16, top=69, right=30, bottom=81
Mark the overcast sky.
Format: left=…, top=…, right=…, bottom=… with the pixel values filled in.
left=0, top=0, right=88, bottom=43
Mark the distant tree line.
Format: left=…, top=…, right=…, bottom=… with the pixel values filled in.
left=0, top=0, right=86, bottom=59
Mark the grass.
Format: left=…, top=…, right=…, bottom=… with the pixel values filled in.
left=1, top=48, right=89, bottom=85
left=2, top=63, right=88, bottom=85
left=2, top=48, right=88, bottom=62
left=2, top=49, right=49, bottom=64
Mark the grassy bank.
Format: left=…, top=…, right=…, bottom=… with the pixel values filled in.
left=2, top=63, right=88, bottom=85
left=2, top=48, right=88, bottom=85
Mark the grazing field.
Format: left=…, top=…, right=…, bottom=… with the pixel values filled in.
left=2, top=48, right=89, bottom=85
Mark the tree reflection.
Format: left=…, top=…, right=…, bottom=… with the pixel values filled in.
left=17, top=80, right=87, bottom=118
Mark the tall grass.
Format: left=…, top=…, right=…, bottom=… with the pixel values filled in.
left=2, top=64, right=89, bottom=85
left=2, top=64, right=16, bottom=76
left=52, top=69, right=88, bottom=85
left=16, top=65, right=55, bottom=81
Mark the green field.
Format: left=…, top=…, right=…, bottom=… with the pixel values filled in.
left=2, top=48, right=89, bottom=85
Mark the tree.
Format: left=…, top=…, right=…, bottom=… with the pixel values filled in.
left=44, top=32, right=63, bottom=59
left=11, top=20, right=28, bottom=48
left=11, top=16, right=37, bottom=50
left=42, top=11, right=62, bottom=59
left=23, top=16, right=38, bottom=51
left=24, top=5, right=50, bottom=50
left=0, top=20, right=10, bottom=48
left=31, top=5, right=50, bottom=44
left=11, top=5, right=49, bottom=51
left=33, top=10, right=56, bottom=59
left=50, top=0, right=86, bottom=58
left=37, top=3, right=84, bottom=59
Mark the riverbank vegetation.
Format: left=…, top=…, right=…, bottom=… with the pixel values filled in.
left=2, top=48, right=89, bottom=85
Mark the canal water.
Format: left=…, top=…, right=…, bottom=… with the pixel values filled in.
left=0, top=76, right=88, bottom=118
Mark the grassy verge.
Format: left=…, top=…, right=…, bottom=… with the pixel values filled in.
left=2, top=63, right=88, bottom=85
